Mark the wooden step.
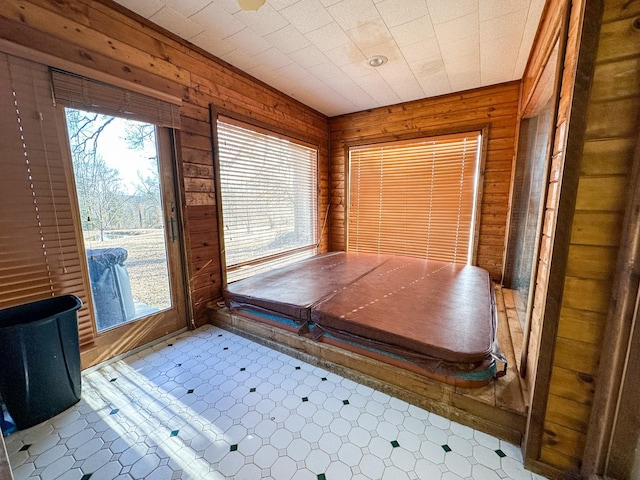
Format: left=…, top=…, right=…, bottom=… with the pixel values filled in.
left=208, top=288, right=527, bottom=445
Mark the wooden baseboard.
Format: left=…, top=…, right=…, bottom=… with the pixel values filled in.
left=524, top=458, right=566, bottom=480
left=209, top=306, right=527, bottom=445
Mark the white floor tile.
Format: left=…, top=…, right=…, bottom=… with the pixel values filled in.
left=40, top=456, right=75, bottom=480
left=474, top=444, right=503, bottom=470
left=33, top=444, right=67, bottom=469
left=382, top=464, right=411, bottom=480
left=390, top=447, right=416, bottom=471
left=5, top=325, right=548, bottom=480
left=337, top=442, right=362, bottom=466
left=445, top=451, right=472, bottom=477
left=425, top=424, right=449, bottom=445
left=448, top=434, right=473, bottom=457
left=271, top=455, right=297, bottom=480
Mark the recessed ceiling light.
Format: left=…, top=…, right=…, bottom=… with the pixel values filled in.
left=367, top=55, right=388, bottom=67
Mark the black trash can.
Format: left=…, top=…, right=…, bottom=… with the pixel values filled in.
left=0, top=295, right=82, bottom=430
left=86, top=247, right=135, bottom=331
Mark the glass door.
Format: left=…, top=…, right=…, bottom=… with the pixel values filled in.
left=63, top=108, right=186, bottom=360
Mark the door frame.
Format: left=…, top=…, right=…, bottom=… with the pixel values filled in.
left=59, top=111, right=189, bottom=369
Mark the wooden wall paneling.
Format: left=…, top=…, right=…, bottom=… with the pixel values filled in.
left=549, top=366, right=596, bottom=407
left=580, top=0, right=640, bottom=473
left=567, top=245, right=618, bottom=280
left=571, top=212, right=624, bottom=246
left=329, top=81, right=520, bottom=280
left=0, top=1, right=191, bottom=85
left=330, top=82, right=520, bottom=126
left=557, top=306, right=606, bottom=345
left=182, top=162, right=214, bottom=179
left=534, top=0, right=640, bottom=472
left=541, top=420, right=587, bottom=469
left=184, top=200, right=220, bottom=327
left=0, top=0, right=331, bottom=328
left=575, top=176, right=628, bottom=211
left=562, top=277, right=614, bottom=313
left=180, top=116, right=211, bottom=138
left=590, top=57, right=640, bottom=101
left=522, top=0, right=601, bottom=474
left=520, top=0, right=565, bottom=111
left=581, top=137, right=637, bottom=175
left=180, top=102, right=210, bottom=124
left=0, top=18, right=188, bottom=101
left=168, top=131, right=197, bottom=332
left=546, top=394, right=592, bottom=433
left=600, top=0, right=640, bottom=21
left=191, top=75, right=323, bottom=139
left=586, top=99, right=640, bottom=139
left=552, top=337, right=600, bottom=374
left=181, top=148, right=213, bottom=168
left=596, top=16, right=640, bottom=63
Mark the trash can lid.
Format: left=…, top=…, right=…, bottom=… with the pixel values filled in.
left=0, top=295, right=82, bottom=328
left=86, top=247, right=128, bottom=264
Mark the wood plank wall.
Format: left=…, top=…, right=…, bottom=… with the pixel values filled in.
left=518, top=0, right=569, bottom=409
left=0, top=0, right=330, bottom=327
left=328, top=82, right=521, bottom=281
left=539, top=0, right=640, bottom=471
left=520, top=0, right=598, bottom=473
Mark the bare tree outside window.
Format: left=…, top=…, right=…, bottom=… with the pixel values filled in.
left=66, top=110, right=124, bottom=241
left=64, top=108, right=171, bottom=331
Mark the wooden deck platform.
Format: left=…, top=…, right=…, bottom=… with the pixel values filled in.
left=208, top=284, right=528, bottom=444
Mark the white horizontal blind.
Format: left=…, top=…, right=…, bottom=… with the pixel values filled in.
left=217, top=118, right=318, bottom=282
left=0, top=53, right=96, bottom=348
left=51, top=69, right=181, bottom=129
left=348, top=133, right=481, bottom=264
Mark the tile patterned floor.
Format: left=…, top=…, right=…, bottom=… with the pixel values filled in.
left=5, top=325, right=548, bottom=480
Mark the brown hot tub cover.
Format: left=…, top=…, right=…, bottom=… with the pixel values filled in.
left=310, top=256, right=495, bottom=364
left=224, top=252, right=389, bottom=322
left=223, top=252, right=503, bottom=386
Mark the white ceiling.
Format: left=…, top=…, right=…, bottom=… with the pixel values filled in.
left=113, top=0, right=546, bottom=117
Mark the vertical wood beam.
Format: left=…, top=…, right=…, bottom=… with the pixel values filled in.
left=523, top=0, right=603, bottom=467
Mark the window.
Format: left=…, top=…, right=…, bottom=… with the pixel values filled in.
left=62, top=109, right=173, bottom=332
left=50, top=69, right=186, bottom=352
left=0, top=53, right=185, bottom=358
left=347, top=133, right=482, bottom=264
left=216, top=117, right=318, bottom=283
